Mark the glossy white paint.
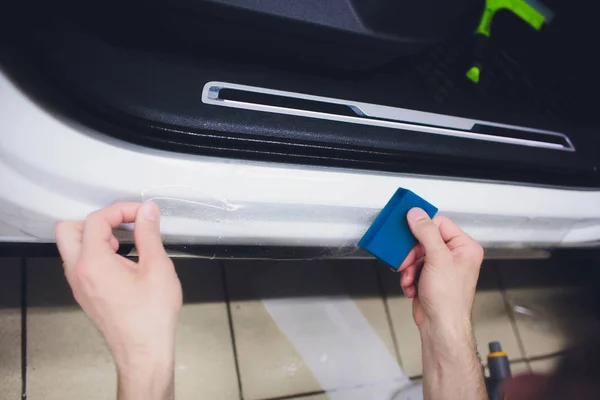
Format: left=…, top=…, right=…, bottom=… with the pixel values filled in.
left=1, top=72, right=600, bottom=247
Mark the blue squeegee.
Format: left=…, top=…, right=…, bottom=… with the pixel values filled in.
left=358, top=188, right=437, bottom=271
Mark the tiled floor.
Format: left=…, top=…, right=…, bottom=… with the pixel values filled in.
left=0, top=258, right=21, bottom=400
left=0, top=254, right=598, bottom=399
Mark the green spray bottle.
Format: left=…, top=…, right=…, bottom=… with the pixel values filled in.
left=467, top=0, right=554, bottom=83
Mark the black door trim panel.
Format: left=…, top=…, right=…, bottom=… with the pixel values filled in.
left=1, top=6, right=598, bottom=189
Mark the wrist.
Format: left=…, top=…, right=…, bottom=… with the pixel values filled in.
left=113, top=345, right=175, bottom=371
left=116, top=356, right=175, bottom=400
left=419, top=318, right=475, bottom=358
left=116, top=352, right=174, bottom=374
left=109, top=333, right=176, bottom=369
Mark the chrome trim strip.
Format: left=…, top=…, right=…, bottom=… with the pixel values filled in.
left=202, top=81, right=575, bottom=152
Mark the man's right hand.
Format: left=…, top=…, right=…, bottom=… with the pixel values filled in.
left=398, top=208, right=487, bottom=400
left=398, top=208, right=484, bottom=330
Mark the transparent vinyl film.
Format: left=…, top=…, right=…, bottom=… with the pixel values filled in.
left=135, top=185, right=589, bottom=259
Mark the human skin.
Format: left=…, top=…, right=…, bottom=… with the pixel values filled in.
left=55, top=201, right=182, bottom=400
left=399, top=208, right=487, bottom=400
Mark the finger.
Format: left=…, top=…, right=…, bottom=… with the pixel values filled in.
left=433, top=216, right=469, bottom=248
left=134, top=201, right=168, bottom=263
left=398, top=244, right=425, bottom=272
left=397, top=247, right=418, bottom=272
left=55, top=220, right=84, bottom=270
left=401, top=262, right=419, bottom=288
left=82, top=202, right=141, bottom=257
left=109, top=235, right=119, bottom=252
left=434, top=216, right=484, bottom=261
left=414, top=244, right=425, bottom=260
left=406, top=208, right=448, bottom=258
left=405, top=285, right=417, bottom=298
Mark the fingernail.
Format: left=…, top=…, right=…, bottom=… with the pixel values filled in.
left=141, top=201, right=159, bottom=222
left=407, top=208, right=428, bottom=223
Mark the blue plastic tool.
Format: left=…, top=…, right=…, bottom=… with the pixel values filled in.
left=358, top=188, right=438, bottom=270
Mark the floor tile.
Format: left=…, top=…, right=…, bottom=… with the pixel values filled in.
left=225, top=260, right=401, bottom=400
left=382, top=261, right=523, bottom=377
left=27, top=257, right=239, bottom=400
left=499, top=260, right=599, bottom=358
left=379, top=266, right=421, bottom=377
left=225, top=262, right=322, bottom=399
left=27, top=258, right=117, bottom=400
left=172, top=259, right=239, bottom=400
left=471, top=264, right=522, bottom=361
left=389, top=381, right=424, bottom=400
left=0, top=257, right=21, bottom=400
left=282, top=381, right=413, bottom=400
left=506, top=288, right=598, bottom=357
left=509, top=361, right=532, bottom=375
left=530, top=357, right=562, bottom=374
left=277, top=383, right=423, bottom=400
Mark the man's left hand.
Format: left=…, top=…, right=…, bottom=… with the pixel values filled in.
left=55, top=201, right=182, bottom=400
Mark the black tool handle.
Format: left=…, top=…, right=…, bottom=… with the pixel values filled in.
left=487, top=342, right=511, bottom=400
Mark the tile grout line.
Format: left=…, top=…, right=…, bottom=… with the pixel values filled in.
left=374, top=262, right=404, bottom=368
left=20, top=257, right=27, bottom=400
left=219, top=261, right=244, bottom=400
left=528, top=351, right=567, bottom=362
left=494, top=262, right=531, bottom=372
left=503, top=354, right=562, bottom=365
left=257, top=389, right=327, bottom=400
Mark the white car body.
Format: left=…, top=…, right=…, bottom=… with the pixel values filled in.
left=2, top=72, right=600, bottom=250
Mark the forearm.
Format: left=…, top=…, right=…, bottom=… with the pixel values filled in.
left=116, top=357, right=175, bottom=400
left=420, top=321, right=487, bottom=400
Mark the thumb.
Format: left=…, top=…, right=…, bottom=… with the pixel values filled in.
left=406, top=208, right=448, bottom=259
left=134, top=201, right=168, bottom=262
